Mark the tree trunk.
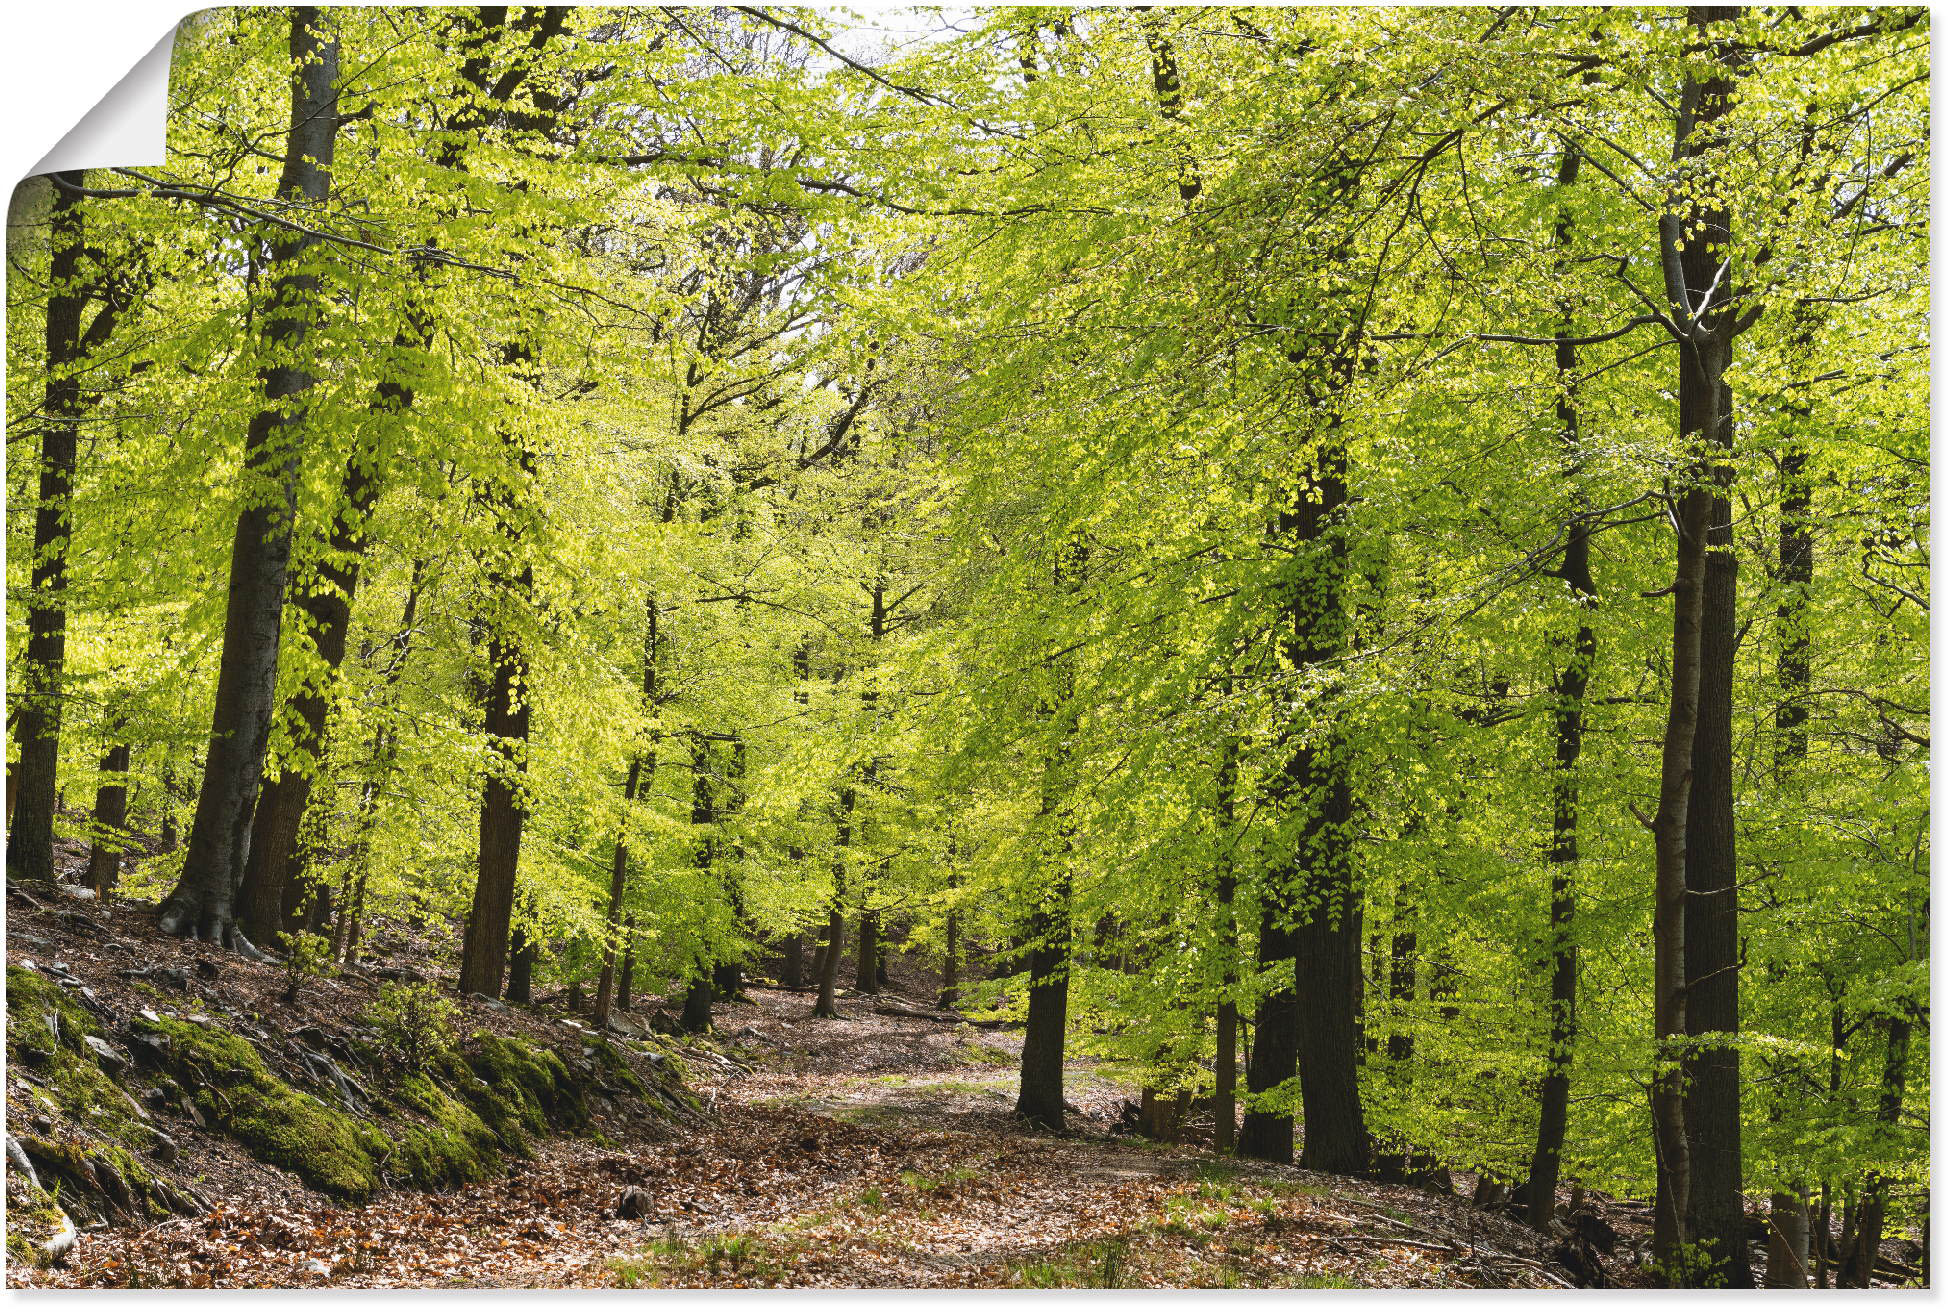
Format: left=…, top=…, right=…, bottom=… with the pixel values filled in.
left=1673, top=9, right=1746, bottom=1284
left=595, top=595, right=659, bottom=1029
left=1239, top=903, right=1300, bottom=1163
left=1014, top=872, right=1072, bottom=1132
left=159, top=10, right=340, bottom=947
left=85, top=741, right=131, bottom=895
left=680, top=973, right=713, bottom=1034
left=1213, top=732, right=1241, bottom=1154
left=938, top=905, right=959, bottom=1009
left=618, top=922, right=635, bottom=1011
left=505, top=925, right=535, bottom=1004
left=1840, top=1011, right=1914, bottom=1287
left=236, top=351, right=406, bottom=945
left=1529, top=141, right=1594, bottom=1233
left=855, top=909, right=881, bottom=994
left=457, top=538, right=534, bottom=997
left=1766, top=1191, right=1811, bottom=1288
left=778, top=934, right=805, bottom=990
left=812, top=785, right=850, bottom=1019
left=8, top=171, right=91, bottom=885
left=1650, top=7, right=1741, bottom=1268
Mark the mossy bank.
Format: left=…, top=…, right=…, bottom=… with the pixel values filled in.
left=6, top=962, right=697, bottom=1270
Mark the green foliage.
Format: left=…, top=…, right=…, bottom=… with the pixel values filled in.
left=361, top=982, right=457, bottom=1074
left=277, top=931, right=335, bottom=1005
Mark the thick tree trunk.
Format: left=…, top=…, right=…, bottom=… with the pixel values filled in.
left=680, top=973, right=713, bottom=1034
left=159, top=11, right=340, bottom=946
left=1291, top=731, right=1367, bottom=1174
left=9, top=172, right=91, bottom=885
left=1766, top=1191, right=1811, bottom=1288
left=457, top=550, right=533, bottom=996
left=505, top=926, right=535, bottom=1004
left=1240, top=905, right=1300, bottom=1163
left=1529, top=142, right=1594, bottom=1233
left=1014, top=873, right=1072, bottom=1132
left=779, top=934, right=805, bottom=991
left=855, top=909, right=881, bottom=995
left=85, top=741, right=131, bottom=895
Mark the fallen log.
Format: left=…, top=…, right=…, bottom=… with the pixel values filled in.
left=870, top=1001, right=1011, bottom=1029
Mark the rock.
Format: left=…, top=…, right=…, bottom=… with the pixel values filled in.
left=7, top=1135, right=44, bottom=1192
left=375, top=965, right=425, bottom=984
left=127, top=1031, right=172, bottom=1069
left=120, top=965, right=190, bottom=991
left=149, top=1132, right=179, bottom=1164
left=182, top=1097, right=207, bottom=1130
left=54, top=885, right=97, bottom=901
left=616, top=1187, right=653, bottom=1220
left=304, top=1258, right=330, bottom=1276
left=142, top=1087, right=173, bottom=1109
left=193, top=959, right=220, bottom=981
left=467, top=993, right=510, bottom=1011
left=82, top=1035, right=128, bottom=1075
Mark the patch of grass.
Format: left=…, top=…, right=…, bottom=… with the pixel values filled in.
left=1290, top=1271, right=1359, bottom=1289
left=900, top=1165, right=981, bottom=1195
left=958, top=1042, right=1013, bottom=1066
left=1012, top=1237, right=1133, bottom=1289
left=611, top=1232, right=792, bottom=1286
left=855, top=1184, right=889, bottom=1213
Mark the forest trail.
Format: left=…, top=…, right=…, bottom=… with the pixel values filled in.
left=17, top=952, right=1604, bottom=1289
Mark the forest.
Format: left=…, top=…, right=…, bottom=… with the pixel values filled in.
left=3, top=3, right=1930, bottom=1291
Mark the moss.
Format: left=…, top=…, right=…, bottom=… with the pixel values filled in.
left=5, top=1177, right=67, bottom=1269
left=6, top=966, right=154, bottom=1147
left=462, top=1033, right=589, bottom=1140
left=133, top=1017, right=388, bottom=1201
left=16, top=1133, right=172, bottom=1224
left=391, top=1075, right=500, bottom=1188
left=580, top=1037, right=647, bottom=1097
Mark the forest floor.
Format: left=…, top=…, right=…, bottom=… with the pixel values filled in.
left=7, top=868, right=1632, bottom=1289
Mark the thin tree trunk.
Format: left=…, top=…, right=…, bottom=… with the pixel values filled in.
left=1650, top=7, right=1742, bottom=1266
left=1214, top=731, right=1241, bottom=1154
left=812, top=786, right=850, bottom=1019
left=594, top=594, right=659, bottom=1030
left=1673, top=9, right=1746, bottom=1284
left=85, top=741, right=131, bottom=895
left=1529, top=141, right=1594, bottom=1232
left=1841, top=1010, right=1915, bottom=1286
left=505, top=925, right=535, bottom=1004
left=618, top=921, right=636, bottom=1010
left=8, top=171, right=92, bottom=885
left=938, top=875, right=960, bottom=1009
left=159, top=10, right=340, bottom=947
left=237, top=345, right=411, bottom=945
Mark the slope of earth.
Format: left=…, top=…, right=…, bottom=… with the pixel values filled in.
left=4, top=879, right=696, bottom=1287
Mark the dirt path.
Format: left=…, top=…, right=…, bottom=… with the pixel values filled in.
left=23, top=986, right=1588, bottom=1289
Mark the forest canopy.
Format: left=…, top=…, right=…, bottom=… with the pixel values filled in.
left=4, top=3, right=1928, bottom=1289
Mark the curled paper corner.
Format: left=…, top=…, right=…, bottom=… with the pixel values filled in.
left=31, top=23, right=178, bottom=180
